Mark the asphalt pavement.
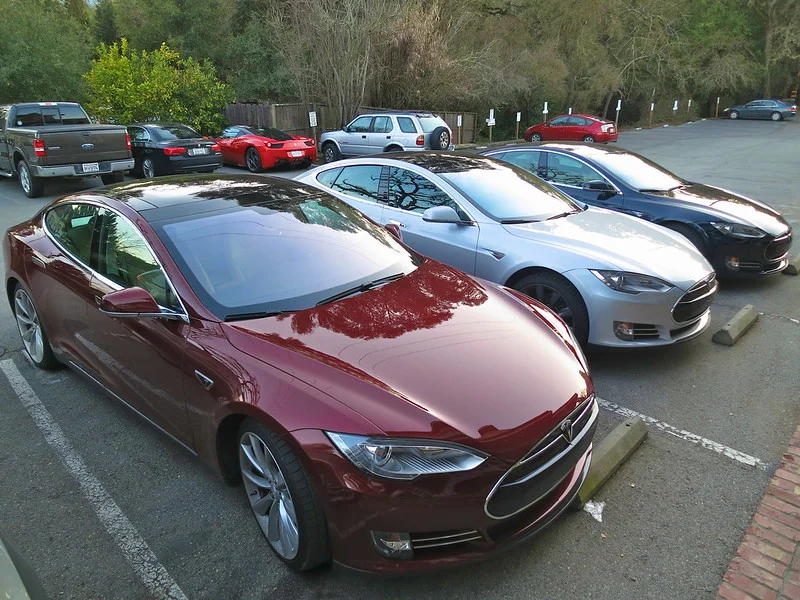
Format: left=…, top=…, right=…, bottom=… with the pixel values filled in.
left=0, top=117, right=798, bottom=599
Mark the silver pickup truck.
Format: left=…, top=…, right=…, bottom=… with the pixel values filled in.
left=0, top=102, right=133, bottom=198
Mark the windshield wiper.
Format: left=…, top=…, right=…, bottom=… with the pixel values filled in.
left=639, top=185, right=684, bottom=193
left=500, top=218, right=538, bottom=224
left=546, top=211, right=576, bottom=221
left=224, top=310, right=294, bottom=322
left=315, top=272, right=406, bottom=307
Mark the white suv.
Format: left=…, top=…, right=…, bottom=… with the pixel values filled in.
left=319, top=112, right=454, bottom=163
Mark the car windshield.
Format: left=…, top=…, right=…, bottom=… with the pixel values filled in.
left=246, top=127, right=293, bottom=141
left=154, top=192, right=420, bottom=320
left=154, top=125, right=202, bottom=141
left=585, top=151, right=685, bottom=192
left=439, top=162, right=582, bottom=222
left=418, top=116, right=446, bottom=133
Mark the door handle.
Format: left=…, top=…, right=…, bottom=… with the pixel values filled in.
left=94, top=295, right=102, bottom=305
left=386, top=136, right=391, bottom=139
left=31, top=255, right=45, bottom=268
left=388, top=219, right=405, bottom=228
left=361, top=135, right=367, bottom=139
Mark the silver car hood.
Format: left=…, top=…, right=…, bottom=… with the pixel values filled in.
left=503, top=207, right=713, bottom=289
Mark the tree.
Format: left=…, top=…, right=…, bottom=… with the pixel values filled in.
left=750, top=0, right=800, bottom=96
left=84, top=40, right=233, bottom=133
left=93, top=0, right=119, bottom=46
left=0, top=0, right=92, bottom=103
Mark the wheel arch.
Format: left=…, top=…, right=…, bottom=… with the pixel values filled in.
left=383, top=144, right=403, bottom=152
left=504, top=265, right=564, bottom=289
left=6, top=276, right=20, bottom=311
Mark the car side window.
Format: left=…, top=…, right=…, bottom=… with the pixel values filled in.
left=315, top=167, right=343, bottom=187
left=388, top=167, right=469, bottom=219
left=565, top=117, right=582, bottom=126
left=220, top=127, right=239, bottom=138
left=348, top=116, right=373, bottom=133
left=580, top=117, right=594, bottom=126
left=373, top=116, right=393, bottom=133
left=128, top=127, right=149, bottom=142
left=95, top=209, right=180, bottom=311
left=502, top=151, right=544, bottom=176
left=45, top=204, right=101, bottom=266
left=14, top=106, right=43, bottom=127
left=549, top=117, right=568, bottom=126
left=543, top=154, right=606, bottom=187
left=330, top=165, right=384, bottom=203
left=397, top=117, right=417, bottom=133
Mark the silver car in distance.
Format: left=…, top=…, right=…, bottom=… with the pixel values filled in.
left=296, top=153, right=718, bottom=347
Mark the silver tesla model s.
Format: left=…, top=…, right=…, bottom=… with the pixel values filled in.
left=296, top=153, right=718, bottom=347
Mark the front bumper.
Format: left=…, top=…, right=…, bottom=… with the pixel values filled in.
left=707, top=228, right=792, bottom=276
left=568, top=269, right=715, bottom=347
left=291, top=427, right=593, bottom=573
left=31, top=158, right=134, bottom=178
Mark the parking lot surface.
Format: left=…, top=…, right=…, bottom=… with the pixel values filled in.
left=0, top=117, right=798, bottom=599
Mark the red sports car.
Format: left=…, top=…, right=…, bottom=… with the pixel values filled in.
left=4, top=175, right=597, bottom=573
left=216, top=125, right=317, bottom=171
left=524, top=114, right=618, bottom=143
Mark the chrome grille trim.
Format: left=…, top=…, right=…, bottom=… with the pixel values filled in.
left=484, top=395, right=598, bottom=520
left=672, top=274, right=718, bottom=323
left=765, top=231, right=791, bottom=261
left=410, top=530, right=483, bottom=550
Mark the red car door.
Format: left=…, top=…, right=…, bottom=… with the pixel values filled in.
left=544, top=116, right=569, bottom=141
left=217, top=127, right=242, bottom=165
left=82, top=207, right=195, bottom=447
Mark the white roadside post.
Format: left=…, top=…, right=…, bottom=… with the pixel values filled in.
left=543, top=101, right=549, bottom=123
left=515, top=111, right=521, bottom=139
left=308, top=110, right=318, bottom=144
left=487, top=108, right=495, bottom=143
left=673, top=100, right=679, bottom=122
left=568, top=107, right=573, bottom=115
left=687, top=99, right=692, bottom=114
left=457, top=114, right=463, bottom=145
left=649, top=102, right=655, bottom=127
left=615, top=98, right=622, bottom=127
left=716, top=96, right=720, bottom=118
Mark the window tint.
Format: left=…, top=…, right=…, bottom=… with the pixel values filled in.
left=502, top=151, right=544, bottom=176
left=549, top=117, right=568, bottom=126
left=58, top=105, right=90, bottom=125
left=388, top=167, right=468, bottom=219
left=14, top=107, right=42, bottom=127
left=45, top=204, right=100, bottom=266
left=248, top=127, right=293, bottom=141
left=42, top=107, right=61, bottom=125
left=565, top=116, right=582, bottom=126
left=316, top=167, right=342, bottom=187
left=330, top=165, right=384, bottom=202
left=153, top=125, right=201, bottom=141
left=542, top=154, right=605, bottom=187
left=96, top=210, right=180, bottom=311
left=397, top=117, right=417, bottom=133
left=127, top=126, right=149, bottom=142
left=348, top=116, right=372, bottom=133
left=221, top=127, right=240, bottom=138
left=373, top=116, right=393, bottom=133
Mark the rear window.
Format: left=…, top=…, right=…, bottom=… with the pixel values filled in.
left=11, top=104, right=90, bottom=127
left=245, top=127, right=293, bottom=141
left=58, top=104, right=91, bottom=125
left=417, top=116, right=447, bottom=133
left=153, top=125, right=202, bottom=141
left=13, top=107, right=43, bottom=127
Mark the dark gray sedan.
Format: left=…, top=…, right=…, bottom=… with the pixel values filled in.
left=723, top=99, right=796, bottom=121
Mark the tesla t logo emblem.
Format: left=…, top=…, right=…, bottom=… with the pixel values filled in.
left=560, top=419, right=574, bottom=443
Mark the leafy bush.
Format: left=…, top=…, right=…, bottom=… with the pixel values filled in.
left=84, top=39, right=233, bottom=134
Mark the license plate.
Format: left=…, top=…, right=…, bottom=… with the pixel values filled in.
left=82, top=162, right=100, bottom=173
left=189, top=148, right=208, bottom=156
left=290, top=150, right=304, bottom=158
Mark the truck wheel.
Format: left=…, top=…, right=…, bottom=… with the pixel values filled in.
left=17, top=160, right=44, bottom=198
left=101, top=172, right=124, bottom=185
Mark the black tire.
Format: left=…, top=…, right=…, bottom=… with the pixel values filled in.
left=513, top=272, right=589, bottom=346
left=245, top=147, right=264, bottom=173
left=17, top=159, right=44, bottom=198
left=582, top=135, right=595, bottom=143
left=322, top=142, right=341, bottom=163
left=771, top=111, right=782, bottom=121
left=429, top=126, right=450, bottom=150
left=12, top=283, right=60, bottom=370
left=100, top=172, right=124, bottom=185
left=141, top=155, right=158, bottom=178
left=664, top=222, right=706, bottom=255
left=237, top=419, right=330, bottom=572
left=530, top=133, right=543, bottom=142
left=729, top=110, right=739, bottom=120
left=384, top=145, right=403, bottom=153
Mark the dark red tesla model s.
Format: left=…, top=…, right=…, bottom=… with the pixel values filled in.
left=4, top=175, right=597, bottom=573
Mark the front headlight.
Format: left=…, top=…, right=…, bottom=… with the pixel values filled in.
left=326, top=432, right=488, bottom=480
left=591, top=270, right=673, bottom=294
left=710, top=222, right=766, bottom=239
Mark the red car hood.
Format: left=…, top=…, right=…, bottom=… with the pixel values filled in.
left=222, top=261, right=592, bottom=463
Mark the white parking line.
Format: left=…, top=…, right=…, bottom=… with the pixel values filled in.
left=0, top=359, right=188, bottom=600
left=597, top=396, right=769, bottom=471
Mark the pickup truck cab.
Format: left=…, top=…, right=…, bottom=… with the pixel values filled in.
left=0, top=102, right=133, bottom=198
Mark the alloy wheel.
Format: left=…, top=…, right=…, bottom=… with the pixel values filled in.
left=323, top=146, right=336, bottom=163
left=528, top=284, right=574, bottom=328
left=19, top=164, right=31, bottom=194
left=532, top=133, right=542, bottom=141
left=439, top=131, right=450, bottom=149
left=142, top=158, right=156, bottom=178
left=771, top=112, right=781, bottom=121
left=14, top=288, right=45, bottom=364
left=239, top=432, right=300, bottom=560
left=246, top=148, right=261, bottom=172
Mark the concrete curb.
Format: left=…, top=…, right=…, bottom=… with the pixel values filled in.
left=576, top=417, right=649, bottom=506
left=783, top=255, right=800, bottom=276
left=712, top=304, right=759, bottom=346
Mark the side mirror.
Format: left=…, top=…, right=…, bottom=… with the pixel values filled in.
left=582, top=180, right=615, bottom=192
left=384, top=223, right=403, bottom=241
left=422, top=206, right=469, bottom=224
left=99, top=287, right=182, bottom=320
left=343, top=126, right=351, bottom=133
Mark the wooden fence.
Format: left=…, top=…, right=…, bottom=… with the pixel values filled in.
left=224, top=102, right=477, bottom=143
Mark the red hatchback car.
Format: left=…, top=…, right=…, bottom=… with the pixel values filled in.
left=216, top=125, right=317, bottom=172
left=524, top=114, right=618, bottom=143
left=4, top=175, right=597, bottom=573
